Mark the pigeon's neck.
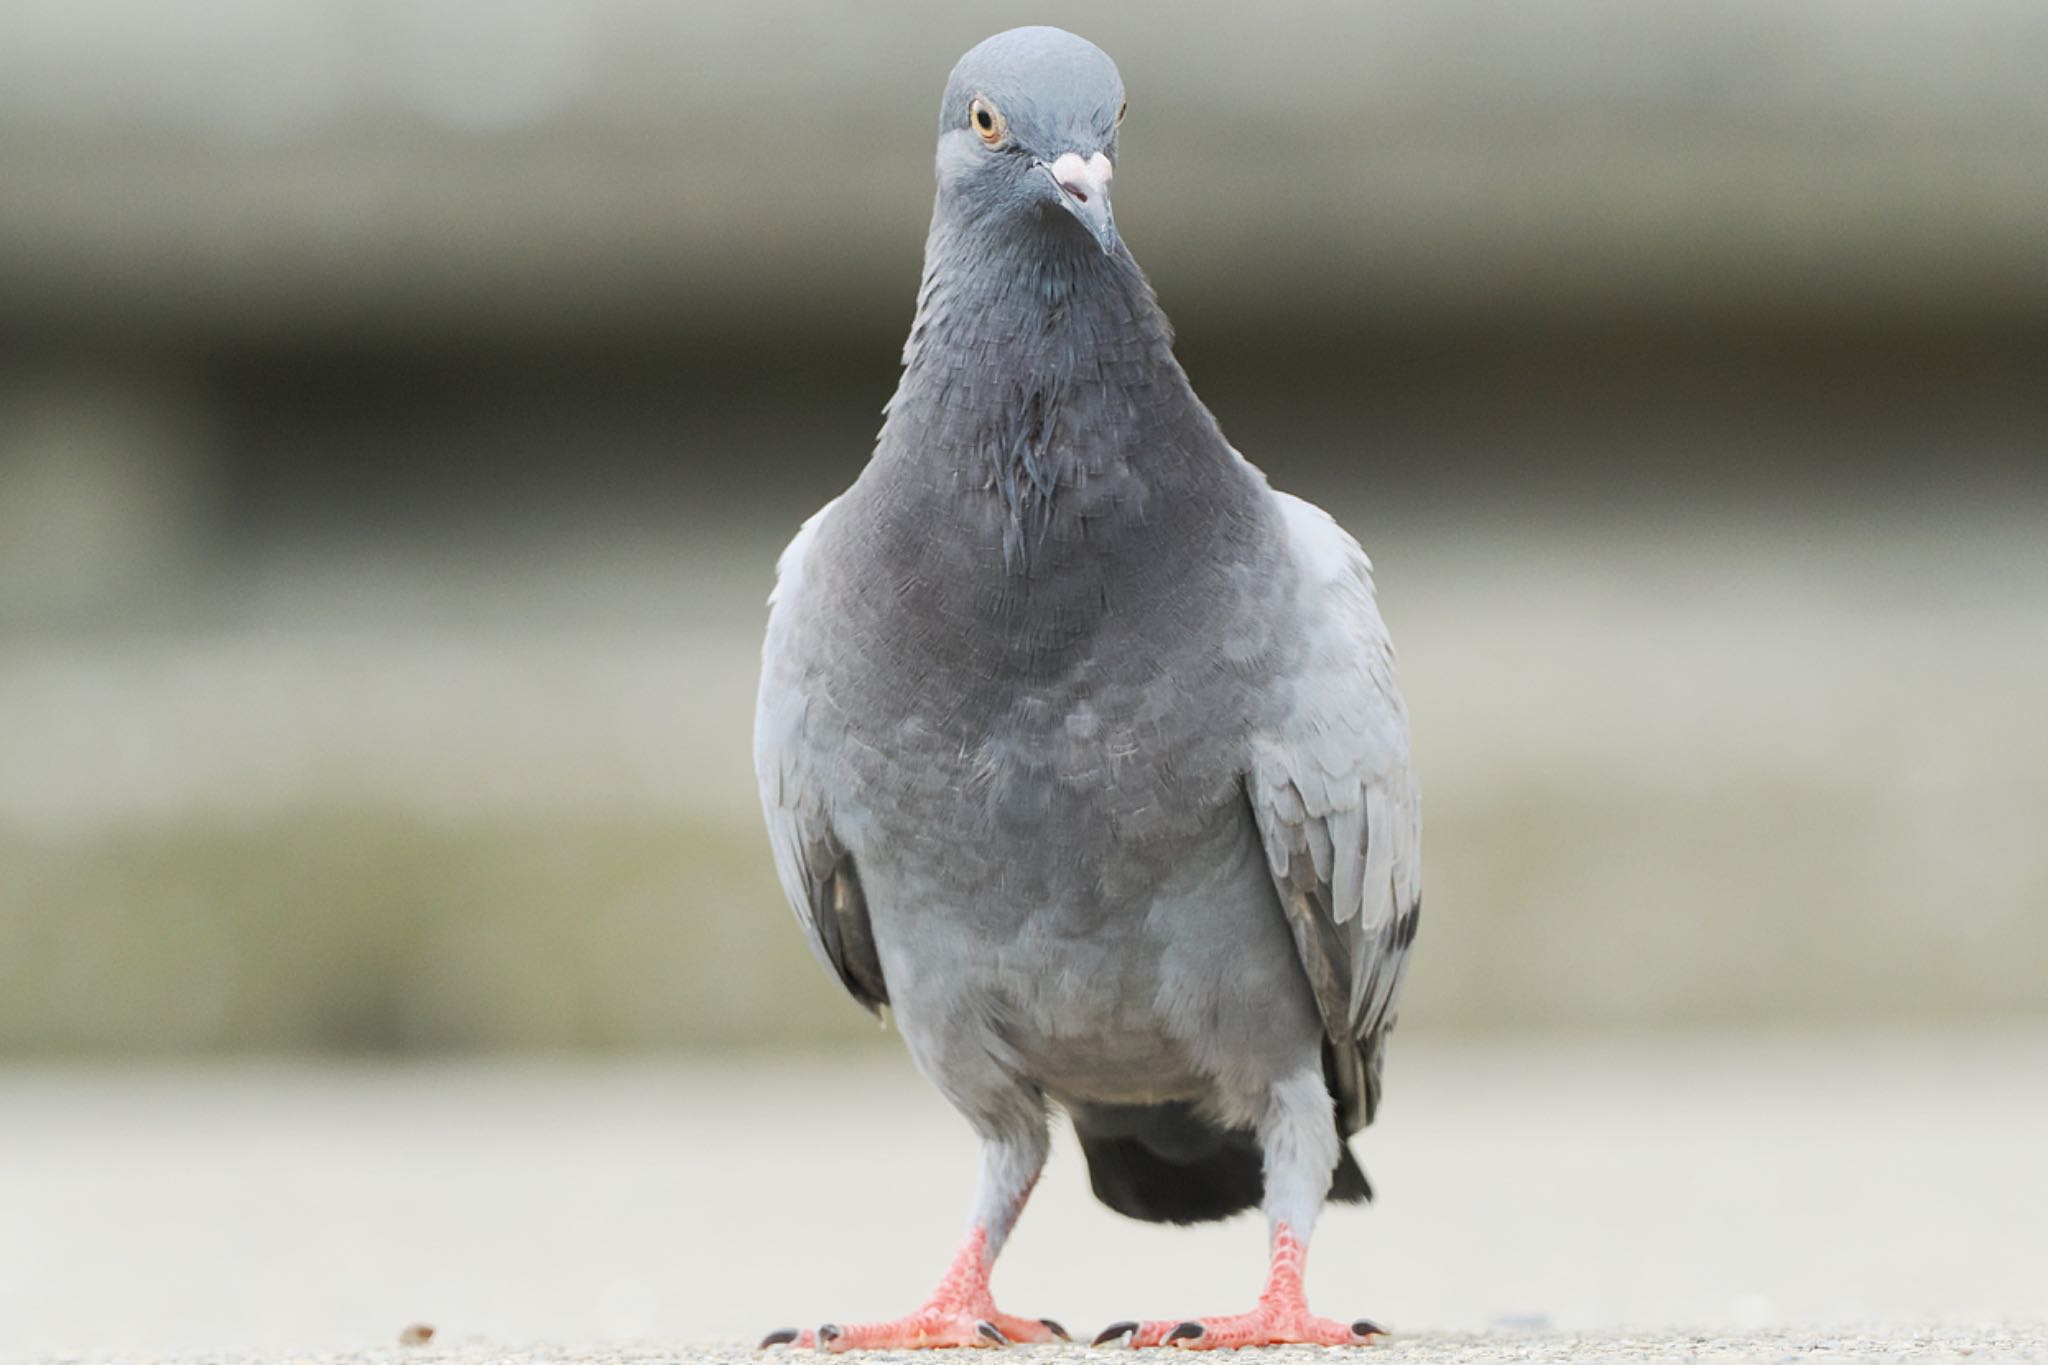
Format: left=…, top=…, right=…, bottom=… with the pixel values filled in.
left=901, top=206, right=1179, bottom=368
left=877, top=205, right=1231, bottom=565
left=897, top=210, right=1182, bottom=384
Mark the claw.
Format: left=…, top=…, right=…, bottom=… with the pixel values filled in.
left=977, top=1321, right=1010, bottom=1345
left=1352, top=1320, right=1387, bottom=1339
left=1166, top=1322, right=1205, bottom=1343
left=1093, top=1320, right=1139, bottom=1347
left=759, top=1328, right=800, bottom=1349
left=817, top=1324, right=842, bottom=1348
left=1041, top=1319, right=1071, bottom=1341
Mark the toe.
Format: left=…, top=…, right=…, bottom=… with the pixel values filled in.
left=1123, top=1320, right=1187, bottom=1349
left=979, top=1311, right=1068, bottom=1345
left=758, top=1328, right=802, bottom=1349
left=1092, top=1320, right=1139, bottom=1347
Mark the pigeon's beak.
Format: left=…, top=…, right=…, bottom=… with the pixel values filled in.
left=1039, top=151, right=1117, bottom=254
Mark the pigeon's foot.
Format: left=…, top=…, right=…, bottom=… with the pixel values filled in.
left=761, top=1309, right=1067, bottom=1351
left=759, top=1225, right=1067, bottom=1351
left=1094, top=1309, right=1382, bottom=1350
left=1090, top=1223, right=1385, bottom=1350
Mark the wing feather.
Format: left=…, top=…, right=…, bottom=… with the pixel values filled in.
left=1247, top=491, right=1422, bottom=1132
left=754, top=497, right=889, bottom=1014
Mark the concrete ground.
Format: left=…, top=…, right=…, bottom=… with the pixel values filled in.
left=30, top=1331, right=2046, bottom=1365
left=3, top=1031, right=2045, bottom=1363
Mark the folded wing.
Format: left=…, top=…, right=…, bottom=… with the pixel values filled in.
left=754, top=497, right=889, bottom=1014
left=1247, top=492, right=1422, bottom=1132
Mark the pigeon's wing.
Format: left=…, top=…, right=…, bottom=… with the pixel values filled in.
left=1247, top=491, right=1422, bottom=1133
left=753, top=497, right=889, bottom=1015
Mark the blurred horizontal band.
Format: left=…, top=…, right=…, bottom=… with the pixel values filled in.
left=2, top=0, right=2047, bottom=340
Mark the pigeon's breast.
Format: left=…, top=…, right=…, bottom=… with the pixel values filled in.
left=840, top=650, right=1254, bottom=916
left=800, top=447, right=1298, bottom=918
left=776, top=421, right=1327, bottom=1107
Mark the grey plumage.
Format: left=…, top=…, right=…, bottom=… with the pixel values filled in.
left=755, top=25, right=1419, bottom=1335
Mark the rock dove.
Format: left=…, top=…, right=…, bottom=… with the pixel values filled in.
left=754, top=25, right=1420, bottom=1351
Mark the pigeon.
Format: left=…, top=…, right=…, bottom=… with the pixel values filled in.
left=754, top=25, right=1420, bottom=1352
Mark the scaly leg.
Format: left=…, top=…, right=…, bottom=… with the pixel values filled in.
left=761, top=1123, right=1064, bottom=1350
left=1093, top=1069, right=1386, bottom=1350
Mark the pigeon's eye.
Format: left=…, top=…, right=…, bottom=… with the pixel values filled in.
left=970, top=97, right=1007, bottom=147
left=1115, top=100, right=1127, bottom=127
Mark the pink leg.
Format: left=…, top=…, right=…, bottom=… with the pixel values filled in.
left=760, top=1225, right=1067, bottom=1351
left=1093, top=1224, right=1385, bottom=1350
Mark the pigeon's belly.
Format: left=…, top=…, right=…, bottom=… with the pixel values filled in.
left=860, top=791, right=1326, bottom=1115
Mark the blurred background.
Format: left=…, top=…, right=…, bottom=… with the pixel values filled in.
left=2, top=0, right=2046, bottom=1357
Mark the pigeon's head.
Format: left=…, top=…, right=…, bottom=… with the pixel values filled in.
left=936, top=26, right=1126, bottom=254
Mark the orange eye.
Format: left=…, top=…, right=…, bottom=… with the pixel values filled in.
left=970, top=97, right=1007, bottom=146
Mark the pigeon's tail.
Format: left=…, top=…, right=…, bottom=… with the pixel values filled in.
left=1071, top=1101, right=1370, bottom=1226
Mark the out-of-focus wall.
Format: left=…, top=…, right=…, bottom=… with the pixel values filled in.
left=6, top=0, right=2048, bottom=337
left=2, top=1, right=2044, bottom=1054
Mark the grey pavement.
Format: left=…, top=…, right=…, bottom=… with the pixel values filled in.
left=3, top=1032, right=2045, bottom=1362
left=35, top=1329, right=2048, bottom=1365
